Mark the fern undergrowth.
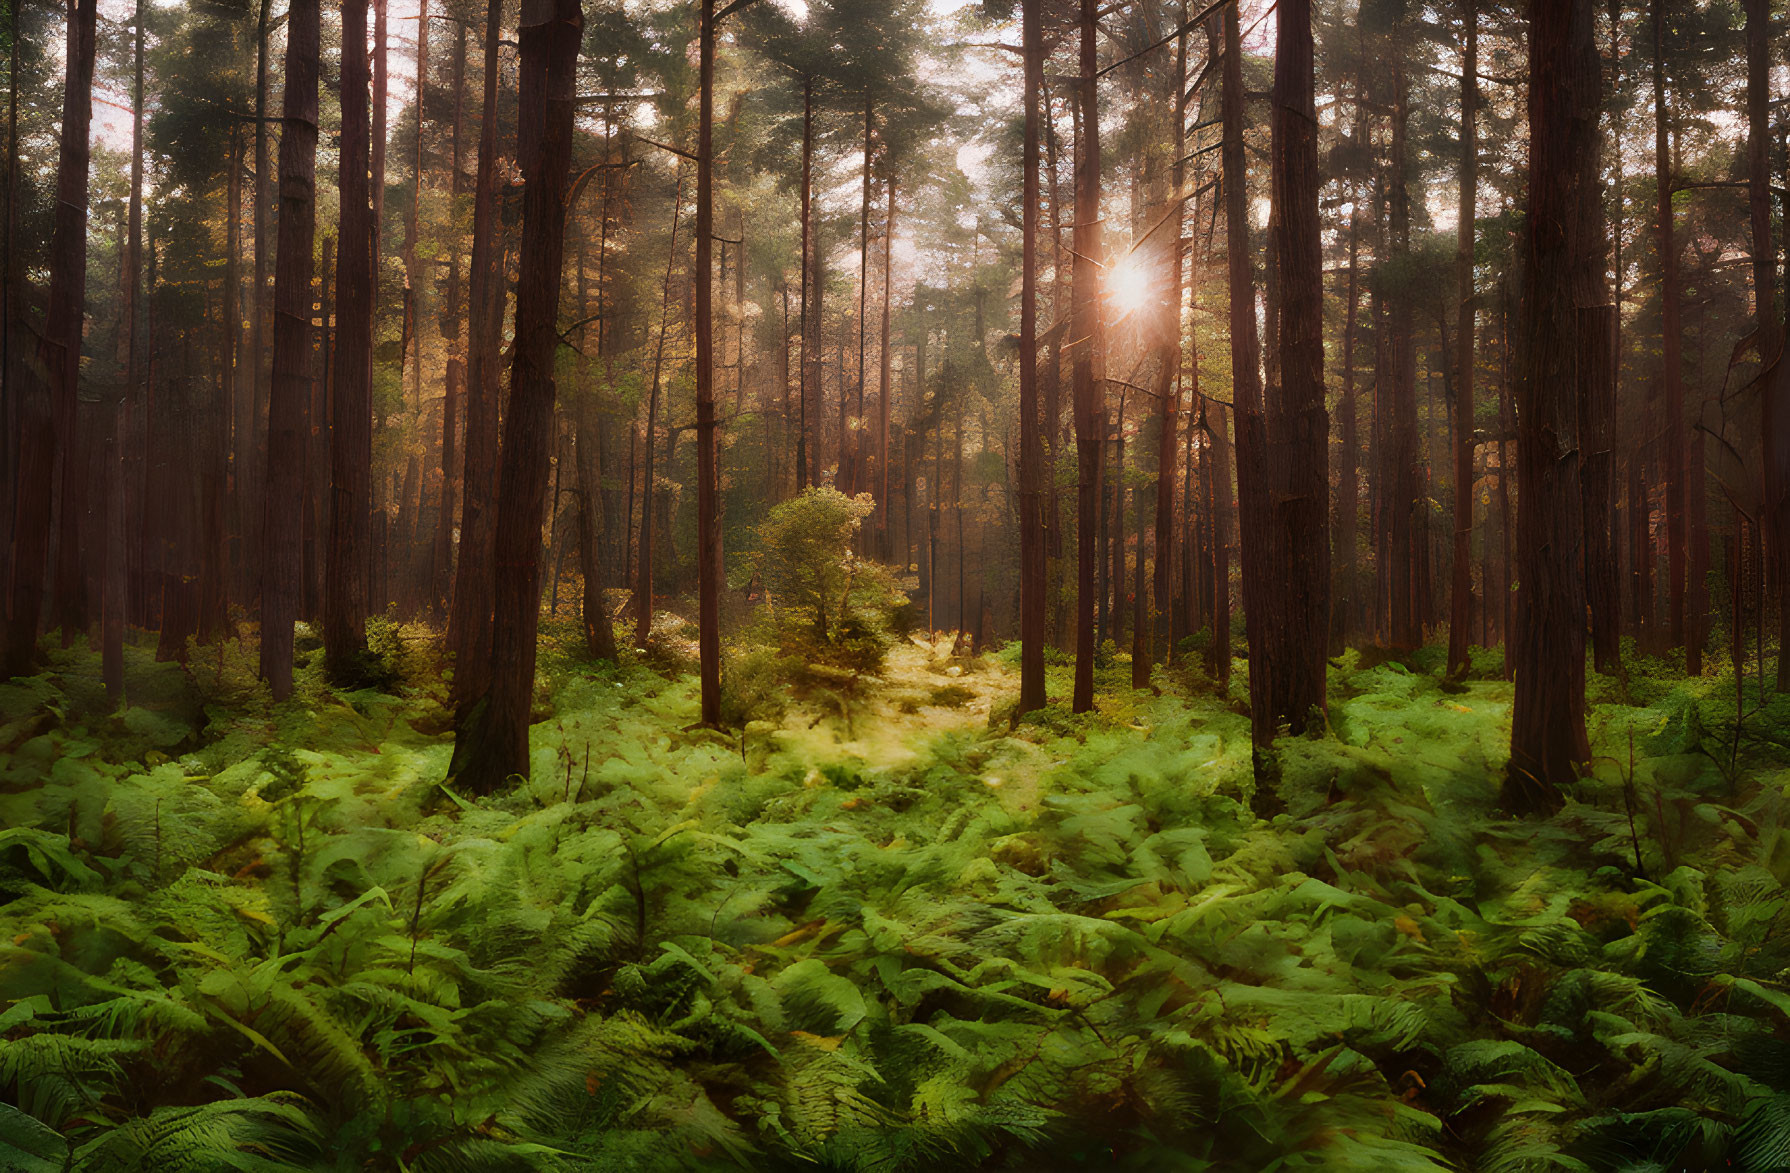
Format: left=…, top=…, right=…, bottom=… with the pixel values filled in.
left=4, top=633, right=1790, bottom=1170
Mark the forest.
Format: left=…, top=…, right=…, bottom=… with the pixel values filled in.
left=6, top=0, right=1790, bottom=1166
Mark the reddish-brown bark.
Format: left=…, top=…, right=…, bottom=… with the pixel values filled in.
left=450, top=0, right=583, bottom=794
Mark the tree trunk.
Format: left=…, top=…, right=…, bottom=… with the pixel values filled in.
left=1217, top=4, right=1271, bottom=744
left=326, top=0, right=375, bottom=682
left=449, top=0, right=505, bottom=710
left=41, top=0, right=98, bottom=651
left=1017, top=0, right=1046, bottom=716
left=798, top=79, right=816, bottom=490
left=1070, top=0, right=1105, bottom=714
left=449, top=0, right=582, bottom=794
left=1383, top=53, right=1420, bottom=651
left=306, top=235, right=332, bottom=620
left=1744, top=0, right=1786, bottom=685
left=1211, top=398, right=1234, bottom=686
left=1652, top=0, right=1686, bottom=651
left=245, top=0, right=272, bottom=611
left=0, top=0, right=17, bottom=599
left=206, top=126, right=243, bottom=642
left=846, top=92, right=873, bottom=498
left=1507, top=0, right=1593, bottom=814
left=259, top=0, right=318, bottom=694
left=695, top=0, right=722, bottom=727
left=403, top=0, right=428, bottom=417
left=1268, top=0, right=1328, bottom=731
left=1580, top=303, right=1620, bottom=673
left=1574, top=0, right=1617, bottom=675
left=1150, top=9, right=1187, bottom=674
left=575, top=110, right=616, bottom=662
left=431, top=22, right=467, bottom=621
left=878, top=177, right=896, bottom=557
left=1448, top=0, right=1477, bottom=677
left=105, top=0, right=147, bottom=699
left=372, top=0, right=389, bottom=283
left=636, top=172, right=686, bottom=647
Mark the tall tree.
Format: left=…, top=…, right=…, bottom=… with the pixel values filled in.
left=1507, top=0, right=1594, bottom=814
left=245, top=0, right=274, bottom=608
left=326, top=0, right=375, bottom=681
left=51, top=0, right=100, bottom=643
left=1447, top=0, right=1477, bottom=678
left=448, top=0, right=506, bottom=712
left=1069, top=0, right=1105, bottom=714
left=635, top=171, right=686, bottom=648
left=450, top=0, right=583, bottom=793
left=1578, top=1, right=1618, bottom=675
left=1016, top=0, right=1046, bottom=716
left=1652, top=0, right=1686, bottom=651
left=6, top=0, right=96, bottom=675
left=403, top=0, right=428, bottom=414
left=1268, top=0, right=1328, bottom=732
left=1746, top=0, right=1786, bottom=686
left=695, top=0, right=728, bottom=728
left=107, top=0, right=148, bottom=700
left=1219, top=1, right=1271, bottom=745
left=259, top=0, right=320, bottom=700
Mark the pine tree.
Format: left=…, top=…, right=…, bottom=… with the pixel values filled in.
left=259, top=0, right=320, bottom=700
left=450, top=0, right=584, bottom=793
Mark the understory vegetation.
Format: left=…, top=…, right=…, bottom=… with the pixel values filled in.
left=4, top=631, right=1790, bottom=1171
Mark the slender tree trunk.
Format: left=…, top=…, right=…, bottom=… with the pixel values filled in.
left=1017, top=0, right=1046, bottom=715
left=1211, top=397, right=1233, bottom=686
left=798, top=79, right=815, bottom=490
left=306, top=236, right=332, bottom=619
left=0, top=0, right=16, bottom=595
left=1574, top=0, right=1618, bottom=675
left=1384, top=54, right=1419, bottom=650
left=1652, top=0, right=1686, bottom=650
left=449, top=0, right=582, bottom=794
left=1743, top=0, right=1786, bottom=685
left=404, top=0, right=428, bottom=417
left=846, top=92, right=873, bottom=498
left=45, top=0, right=99, bottom=647
left=636, top=173, right=686, bottom=647
left=1218, top=3, right=1271, bottom=744
left=258, top=0, right=318, bottom=694
left=1507, top=0, right=1593, bottom=814
left=207, top=126, right=244, bottom=641
left=432, top=23, right=467, bottom=620
left=8, top=0, right=96, bottom=673
left=1150, top=7, right=1187, bottom=674
left=326, top=0, right=375, bottom=681
left=449, top=0, right=505, bottom=709
left=1498, top=278, right=1514, bottom=659
left=576, top=110, right=616, bottom=661
left=373, top=0, right=389, bottom=286
left=1581, top=300, right=1620, bottom=672
left=695, top=0, right=722, bottom=727
left=1269, top=0, right=1328, bottom=731
left=105, top=0, right=147, bottom=699
left=1070, top=0, right=1105, bottom=713
left=1111, top=391, right=1125, bottom=649
left=878, top=177, right=895, bottom=557
left=1448, top=0, right=1478, bottom=677
left=245, top=0, right=272, bottom=609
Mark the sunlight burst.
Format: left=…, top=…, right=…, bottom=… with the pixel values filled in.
left=1106, top=255, right=1151, bottom=318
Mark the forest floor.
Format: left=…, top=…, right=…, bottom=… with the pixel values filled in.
left=5, top=624, right=1790, bottom=1170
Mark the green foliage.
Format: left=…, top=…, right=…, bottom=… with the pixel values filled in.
left=746, top=489, right=909, bottom=700
left=4, top=639, right=1790, bottom=1169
